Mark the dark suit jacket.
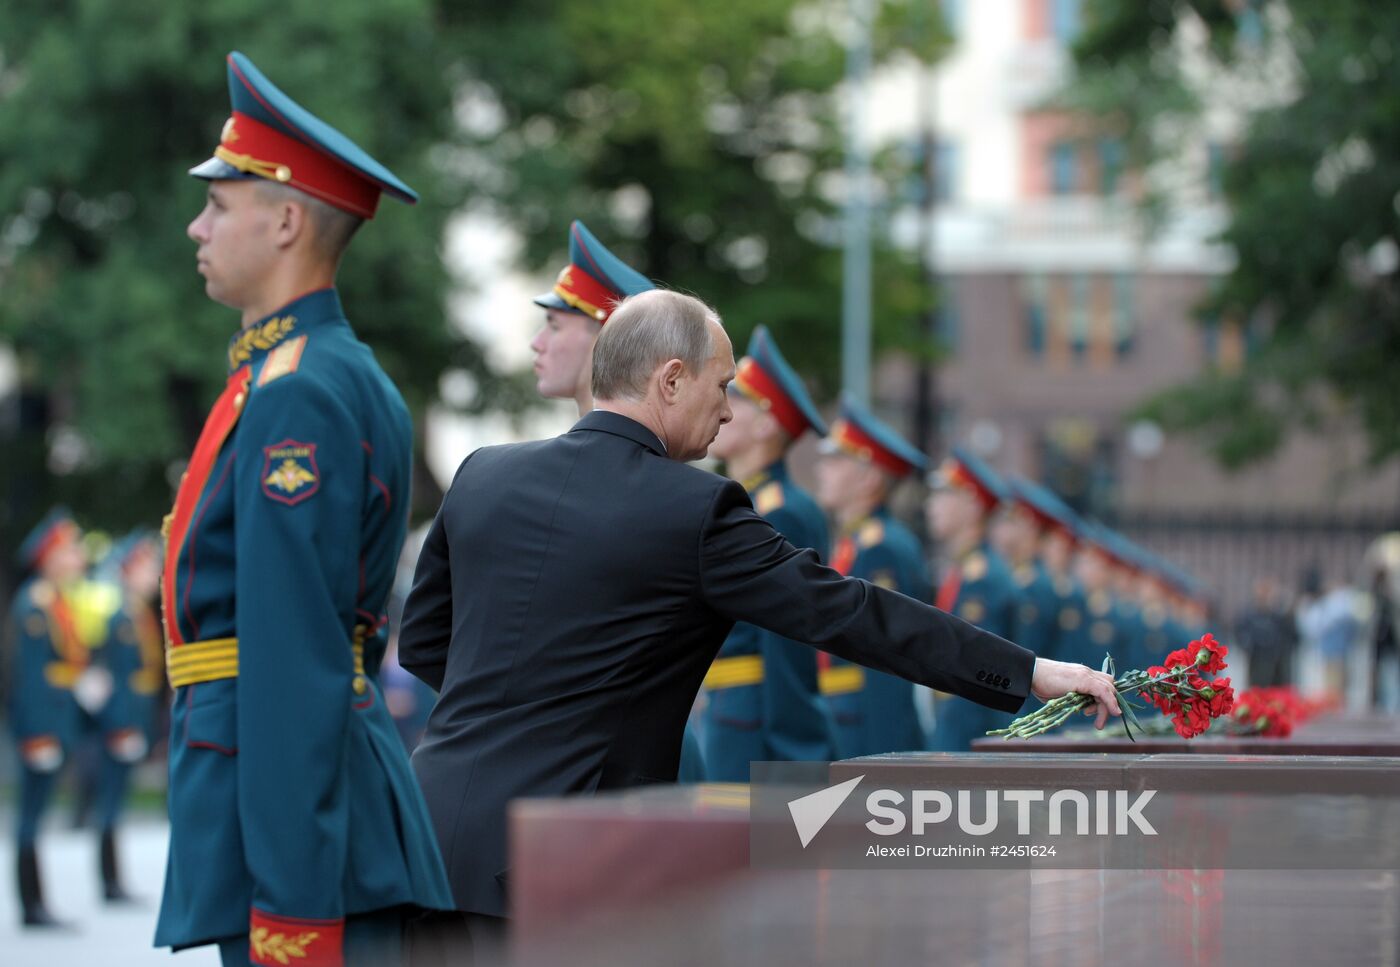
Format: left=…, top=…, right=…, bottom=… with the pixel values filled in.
left=399, top=410, right=1034, bottom=916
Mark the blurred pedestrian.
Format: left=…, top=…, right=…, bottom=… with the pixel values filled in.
left=93, top=531, right=165, bottom=903
left=1297, top=579, right=1362, bottom=701
left=5, top=509, right=88, bottom=927
left=1363, top=535, right=1400, bottom=711
left=1234, top=577, right=1297, bottom=689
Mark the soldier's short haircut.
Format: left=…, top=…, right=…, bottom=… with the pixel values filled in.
left=255, top=181, right=364, bottom=263
left=591, top=289, right=720, bottom=401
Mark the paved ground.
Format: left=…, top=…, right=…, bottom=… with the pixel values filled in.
left=0, top=816, right=218, bottom=967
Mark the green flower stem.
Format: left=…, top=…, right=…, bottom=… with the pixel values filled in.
left=990, top=663, right=1207, bottom=739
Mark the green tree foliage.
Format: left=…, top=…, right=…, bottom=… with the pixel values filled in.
left=0, top=1, right=495, bottom=550
left=440, top=0, right=947, bottom=393
left=1065, top=0, right=1400, bottom=468
left=0, top=0, right=951, bottom=571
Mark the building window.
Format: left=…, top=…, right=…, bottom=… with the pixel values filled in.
left=1023, top=273, right=1048, bottom=358
left=1068, top=274, right=1091, bottom=358
left=1052, top=0, right=1081, bottom=44
left=1201, top=313, right=1221, bottom=363
left=1112, top=273, right=1135, bottom=356
left=1098, top=139, right=1125, bottom=195
left=1050, top=141, right=1077, bottom=195
left=1201, top=313, right=1245, bottom=373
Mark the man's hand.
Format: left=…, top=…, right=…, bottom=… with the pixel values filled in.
left=1030, top=658, right=1122, bottom=730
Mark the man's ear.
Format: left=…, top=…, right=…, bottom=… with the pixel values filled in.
left=272, top=199, right=308, bottom=251
left=657, top=358, right=687, bottom=404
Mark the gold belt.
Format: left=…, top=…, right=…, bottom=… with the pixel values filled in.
left=702, top=655, right=764, bottom=690
left=167, top=629, right=369, bottom=689
left=43, top=661, right=85, bottom=689
left=818, top=664, right=866, bottom=696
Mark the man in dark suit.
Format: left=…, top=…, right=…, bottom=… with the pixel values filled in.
left=399, top=289, right=1120, bottom=956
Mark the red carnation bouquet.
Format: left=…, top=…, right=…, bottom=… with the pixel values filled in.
left=990, top=634, right=1236, bottom=741
left=1229, top=685, right=1333, bottom=737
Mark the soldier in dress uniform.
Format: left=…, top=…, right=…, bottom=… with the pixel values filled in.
left=1076, top=521, right=1125, bottom=671
left=528, top=220, right=708, bottom=781
left=1012, top=479, right=1092, bottom=666
left=925, top=446, right=1021, bottom=751
left=154, top=52, right=452, bottom=967
left=6, top=510, right=91, bottom=927
left=701, top=325, right=835, bottom=779
left=1136, top=551, right=1190, bottom=669
left=530, top=219, right=655, bottom=414
left=1102, top=530, right=1149, bottom=673
left=93, top=531, right=165, bottom=903
left=813, top=394, right=931, bottom=758
left=995, top=478, right=1064, bottom=661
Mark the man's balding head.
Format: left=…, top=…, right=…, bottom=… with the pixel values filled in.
left=591, top=290, right=735, bottom=462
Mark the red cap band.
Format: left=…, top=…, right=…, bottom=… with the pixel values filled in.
left=946, top=461, right=1000, bottom=511
left=553, top=264, right=621, bottom=322
left=830, top=420, right=915, bottom=478
left=734, top=357, right=808, bottom=438
left=217, top=112, right=380, bottom=219
left=30, top=520, right=78, bottom=569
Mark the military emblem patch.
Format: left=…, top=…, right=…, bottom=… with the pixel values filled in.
left=872, top=570, right=897, bottom=590
left=960, top=599, right=986, bottom=623
left=261, top=440, right=320, bottom=505
left=257, top=335, right=307, bottom=386
left=755, top=481, right=785, bottom=515
left=857, top=519, right=884, bottom=548
left=963, top=551, right=987, bottom=582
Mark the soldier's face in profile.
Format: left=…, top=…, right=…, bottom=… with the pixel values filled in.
left=926, top=486, right=979, bottom=540
left=815, top=453, right=864, bottom=512
left=530, top=309, right=600, bottom=400
left=1042, top=529, right=1074, bottom=572
left=188, top=181, right=281, bottom=312
left=42, top=538, right=87, bottom=587
left=997, top=506, right=1040, bottom=561
left=710, top=394, right=759, bottom=461
left=1077, top=547, right=1110, bottom=588
left=124, top=544, right=161, bottom=600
